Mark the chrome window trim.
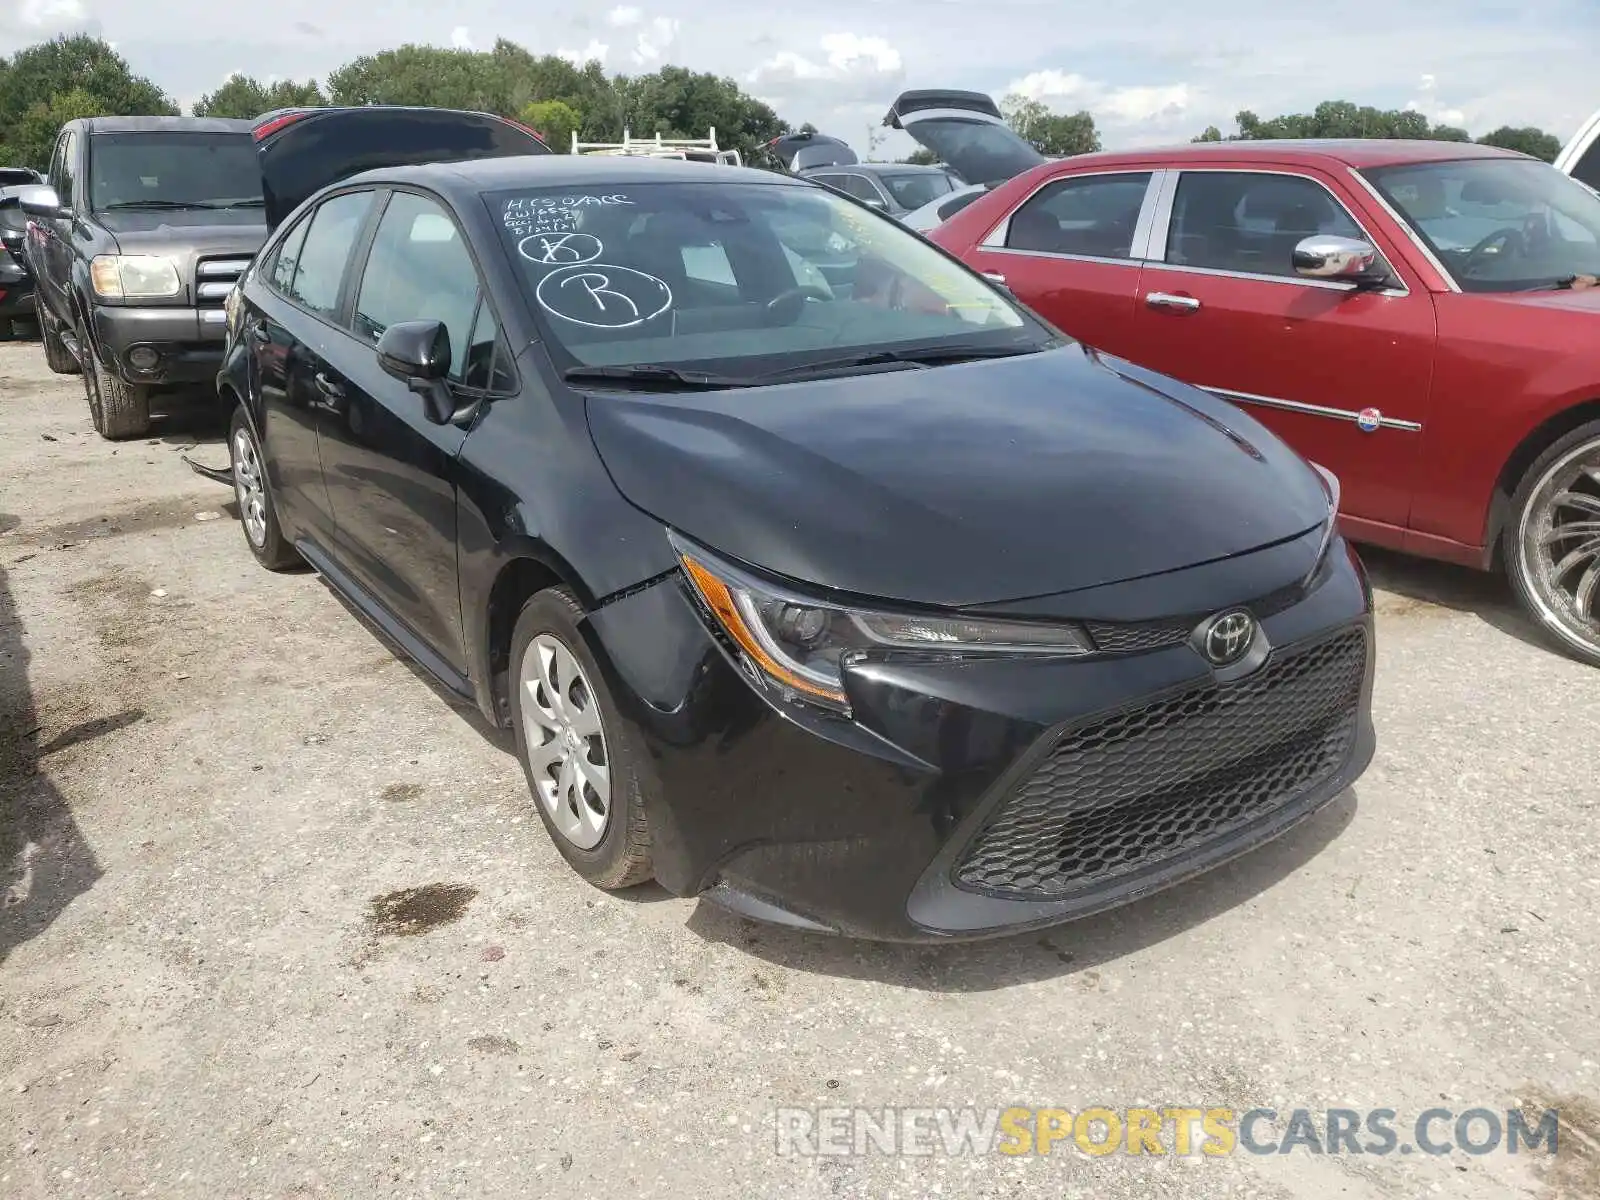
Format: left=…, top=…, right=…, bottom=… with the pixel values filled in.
left=985, top=246, right=1144, bottom=270
left=1146, top=166, right=1410, bottom=296
left=1344, top=166, right=1459, bottom=293
left=979, top=168, right=1165, bottom=257
left=1205, top=384, right=1423, bottom=432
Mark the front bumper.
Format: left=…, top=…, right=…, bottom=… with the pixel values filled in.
left=584, top=535, right=1376, bottom=943
left=90, top=304, right=228, bottom=387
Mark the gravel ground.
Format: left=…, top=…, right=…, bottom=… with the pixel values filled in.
left=1, top=339, right=1597, bottom=1200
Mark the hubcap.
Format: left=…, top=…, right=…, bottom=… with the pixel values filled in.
left=519, top=633, right=611, bottom=850
left=1518, top=438, right=1600, bottom=654
left=232, top=428, right=268, bottom=548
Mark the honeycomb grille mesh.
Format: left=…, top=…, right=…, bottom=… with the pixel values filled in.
left=955, top=626, right=1367, bottom=899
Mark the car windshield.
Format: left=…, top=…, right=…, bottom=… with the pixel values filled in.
left=88, top=132, right=263, bottom=211
left=878, top=172, right=955, bottom=210
left=485, top=180, right=1052, bottom=377
left=1362, top=158, right=1600, bottom=291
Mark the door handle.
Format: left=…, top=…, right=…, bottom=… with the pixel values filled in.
left=982, top=272, right=1007, bottom=285
left=1145, top=291, right=1201, bottom=312
left=313, top=371, right=345, bottom=399
left=250, top=323, right=270, bottom=342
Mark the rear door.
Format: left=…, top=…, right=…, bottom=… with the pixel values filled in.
left=961, top=169, right=1161, bottom=351
left=885, top=89, right=1047, bottom=187
left=1127, top=166, right=1437, bottom=529
left=254, top=106, right=551, bottom=229
left=245, top=187, right=379, bottom=545
left=313, top=188, right=512, bottom=673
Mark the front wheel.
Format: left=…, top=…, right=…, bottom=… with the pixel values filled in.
left=508, top=587, right=654, bottom=890
left=1504, top=420, right=1600, bottom=666
left=80, top=328, right=150, bottom=440
left=228, top=406, right=301, bottom=571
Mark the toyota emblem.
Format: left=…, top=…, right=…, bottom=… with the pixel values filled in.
left=1200, top=610, right=1256, bottom=666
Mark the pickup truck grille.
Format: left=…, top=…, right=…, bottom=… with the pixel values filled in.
left=194, top=257, right=250, bottom=326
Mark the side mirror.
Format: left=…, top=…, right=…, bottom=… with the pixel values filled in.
left=376, top=320, right=463, bottom=425
left=1292, top=234, right=1392, bottom=288
left=12, top=184, right=68, bottom=220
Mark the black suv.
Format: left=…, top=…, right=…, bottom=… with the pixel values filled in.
left=20, top=116, right=264, bottom=438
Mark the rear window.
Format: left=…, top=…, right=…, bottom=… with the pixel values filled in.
left=87, top=132, right=261, bottom=212
left=878, top=172, right=955, bottom=210
left=484, top=180, right=1045, bottom=375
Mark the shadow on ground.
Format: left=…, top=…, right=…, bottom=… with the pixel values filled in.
left=0, top=546, right=104, bottom=965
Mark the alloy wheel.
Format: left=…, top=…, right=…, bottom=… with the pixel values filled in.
left=519, top=632, right=611, bottom=850
left=232, top=428, right=268, bottom=548
left=1517, top=437, right=1600, bottom=655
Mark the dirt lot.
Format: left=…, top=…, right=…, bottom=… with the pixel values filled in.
left=2, top=339, right=1598, bottom=1199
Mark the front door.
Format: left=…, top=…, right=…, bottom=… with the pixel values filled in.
left=963, top=170, right=1157, bottom=353
left=314, top=189, right=501, bottom=674
left=1127, top=167, right=1438, bottom=531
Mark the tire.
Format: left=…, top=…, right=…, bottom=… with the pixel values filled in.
left=508, top=586, right=654, bottom=890
left=1503, top=418, right=1600, bottom=667
left=79, top=325, right=150, bottom=440
left=227, top=405, right=301, bottom=571
left=0, top=319, right=14, bottom=341
left=40, top=309, right=80, bottom=374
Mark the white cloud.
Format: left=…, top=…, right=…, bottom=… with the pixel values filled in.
left=18, top=0, right=85, bottom=27
left=450, top=26, right=473, bottom=51
left=556, top=39, right=609, bottom=67
left=607, top=5, right=642, bottom=27
left=746, top=31, right=906, bottom=120
left=631, top=16, right=679, bottom=66
left=1005, top=69, right=1195, bottom=136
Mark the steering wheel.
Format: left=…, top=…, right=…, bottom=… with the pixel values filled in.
left=764, top=285, right=832, bottom=326
left=1463, top=226, right=1526, bottom=275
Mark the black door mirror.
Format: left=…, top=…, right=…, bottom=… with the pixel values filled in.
left=376, top=320, right=466, bottom=425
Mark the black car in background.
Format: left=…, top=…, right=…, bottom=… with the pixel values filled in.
left=216, top=113, right=1375, bottom=942
left=0, top=183, right=40, bottom=338
left=15, top=109, right=548, bottom=439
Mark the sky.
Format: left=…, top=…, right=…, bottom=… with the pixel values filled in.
left=6, top=0, right=1599, bottom=161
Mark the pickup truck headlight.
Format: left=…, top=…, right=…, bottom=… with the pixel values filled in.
left=669, top=531, right=1092, bottom=712
left=89, top=254, right=181, bottom=300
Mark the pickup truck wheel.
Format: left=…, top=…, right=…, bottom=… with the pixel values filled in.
left=1505, top=419, right=1600, bottom=667
left=228, top=406, right=300, bottom=570
left=81, top=338, right=151, bottom=440
left=40, top=312, right=79, bottom=374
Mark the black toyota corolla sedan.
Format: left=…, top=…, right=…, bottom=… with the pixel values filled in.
left=215, top=106, right=1375, bottom=942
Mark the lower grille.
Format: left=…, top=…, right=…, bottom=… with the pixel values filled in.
left=954, top=625, right=1367, bottom=899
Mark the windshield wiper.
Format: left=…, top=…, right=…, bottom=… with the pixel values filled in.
left=562, top=364, right=754, bottom=390
left=756, top=341, right=1048, bottom=383
left=99, top=198, right=265, bottom=212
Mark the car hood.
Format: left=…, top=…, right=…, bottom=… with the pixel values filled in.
left=96, top=208, right=267, bottom=257
left=583, top=345, right=1331, bottom=609
left=1498, top=286, right=1600, bottom=315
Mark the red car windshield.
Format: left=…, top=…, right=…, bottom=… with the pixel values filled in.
left=1363, top=158, right=1600, bottom=292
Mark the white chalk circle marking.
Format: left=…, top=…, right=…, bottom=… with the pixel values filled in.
left=518, top=232, right=604, bottom=266
left=537, top=265, right=673, bottom=329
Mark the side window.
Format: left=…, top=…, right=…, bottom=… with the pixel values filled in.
left=267, top=216, right=311, bottom=295
left=52, top=131, right=77, bottom=203
left=47, top=132, right=69, bottom=197
left=1575, top=137, right=1600, bottom=192
left=353, top=191, right=481, bottom=384
left=288, top=190, right=374, bottom=318
left=938, top=190, right=984, bottom=222
left=462, top=301, right=514, bottom=392
left=1004, top=172, right=1153, bottom=259
left=1166, top=172, right=1363, bottom=278
left=838, top=174, right=887, bottom=205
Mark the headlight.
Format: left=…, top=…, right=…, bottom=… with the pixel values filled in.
left=89, top=254, right=181, bottom=300
left=669, top=532, right=1092, bottom=712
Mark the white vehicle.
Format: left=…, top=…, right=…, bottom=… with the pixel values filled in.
left=1556, top=109, right=1600, bottom=196
left=901, top=181, right=990, bottom=232
left=570, top=128, right=742, bottom=166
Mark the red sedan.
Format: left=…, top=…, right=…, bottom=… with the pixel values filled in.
left=901, top=97, right=1600, bottom=664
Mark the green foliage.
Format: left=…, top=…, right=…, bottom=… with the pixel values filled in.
left=193, top=75, right=326, bottom=119
left=520, top=100, right=582, bottom=152
left=901, top=147, right=941, bottom=165
left=1476, top=125, right=1563, bottom=162
left=0, top=35, right=177, bottom=171
left=1000, top=94, right=1101, bottom=157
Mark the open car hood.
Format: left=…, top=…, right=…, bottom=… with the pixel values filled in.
left=883, top=89, right=1047, bottom=188
left=254, top=106, right=552, bottom=230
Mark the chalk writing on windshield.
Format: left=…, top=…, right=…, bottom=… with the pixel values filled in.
left=535, top=264, right=672, bottom=329
left=517, top=232, right=605, bottom=266
left=502, top=194, right=635, bottom=238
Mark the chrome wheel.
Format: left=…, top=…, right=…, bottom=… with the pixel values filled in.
left=519, top=632, right=611, bottom=850
left=1517, top=437, right=1600, bottom=653
left=232, top=427, right=268, bottom=549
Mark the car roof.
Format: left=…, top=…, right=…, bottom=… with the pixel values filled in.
left=1056, top=138, right=1527, bottom=170
left=336, top=153, right=802, bottom=197
left=79, top=115, right=256, bottom=135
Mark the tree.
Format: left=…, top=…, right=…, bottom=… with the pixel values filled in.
left=0, top=35, right=176, bottom=171
left=192, top=75, right=326, bottom=119
left=1477, top=125, right=1562, bottom=162
left=1000, top=94, right=1100, bottom=157
left=617, top=66, right=786, bottom=162
left=901, top=147, right=940, bottom=165
left=520, top=100, right=582, bottom=152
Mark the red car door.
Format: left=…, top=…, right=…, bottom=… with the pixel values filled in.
left=1125, top=166, right=1438, bottom=533
left=960, top=169, right=1159, bottom=355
